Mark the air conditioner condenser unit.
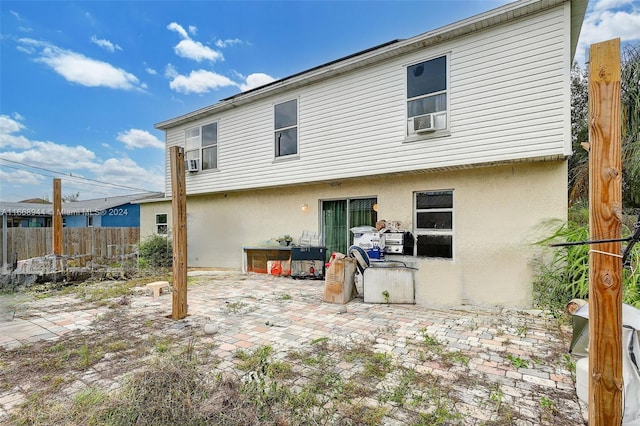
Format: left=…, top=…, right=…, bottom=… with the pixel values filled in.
left=186, top=159, right=200, bottom=172
left=413, top=113, right=436, bottom=133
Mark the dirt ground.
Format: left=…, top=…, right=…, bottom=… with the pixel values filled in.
left=0, top=271, right=586, bottom=425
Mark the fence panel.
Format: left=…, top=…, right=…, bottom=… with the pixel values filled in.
left=2, top=227, right=140, bottom=262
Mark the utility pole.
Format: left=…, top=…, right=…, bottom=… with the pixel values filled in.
left=170, top=146, right=187, bottom=320
left=52, top=178, right=62, bottom=256
left=588, top=38, right=623, bottom=426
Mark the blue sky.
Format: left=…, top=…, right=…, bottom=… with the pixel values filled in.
left=1, top=0, right=639, bottom=202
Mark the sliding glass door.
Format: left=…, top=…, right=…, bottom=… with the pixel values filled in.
left=322, top=197, right=377, bottom=259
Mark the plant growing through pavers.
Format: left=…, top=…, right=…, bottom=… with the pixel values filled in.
left=516, top=323, right=528, bottom=338
left=416, top=385, right=464, bottom=425
left=224, top=300, right=248, bottom=314
left=381, top=368, right=415, bottom=406
left=563, top=353, right=577, bottom=377
left=506, top=354, right=529, bottom=369
left=490, top=382, right=505, bottom=413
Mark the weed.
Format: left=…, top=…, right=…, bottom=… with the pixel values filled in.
left=446, top=350, right=470, bottom=366
left=224, top=301, right=249, bottom=314
left=278, top=293, right=292, bottom=300
left=381, top=368, right=415, bottom=406
left=563, top=353, right=577, bottom=376
left=311, top=336, right=328, bottom=345
left=490, top=383, right=504, bottom=413
left=417, top=386, right=463, bottom=425
left=420, top=328, right=441, bottom=349
left=506, top=354, right=529, bottom=369
left=540, top=395, right=558, bottom=422
left=382, top=290, right=390, bottom=304
left=516, top=323, right=528, bottom=338
left=342, top=403, right=388, bottom=426
left=73, top=387, right=108, bottom=410
left=362, top=352, right=393, bottom=379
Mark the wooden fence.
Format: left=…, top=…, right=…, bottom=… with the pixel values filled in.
left=1, top=227, right=140, bottom=262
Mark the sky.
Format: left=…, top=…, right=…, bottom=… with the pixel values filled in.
left=1, top=0, right=639, bottom=203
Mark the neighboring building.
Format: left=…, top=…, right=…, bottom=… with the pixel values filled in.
left=143, top=0, right=587, bottom=307
left=0, top=193, right=163, bottom=228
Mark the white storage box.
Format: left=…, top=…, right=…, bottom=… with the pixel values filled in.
left=363, top=266, right=415, bottom=304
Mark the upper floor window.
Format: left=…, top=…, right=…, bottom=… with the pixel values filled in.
left=274, top=99, right=297, bottom=157
left=414, top=190, right=453, bottom=259
left=407, top=55, right=448, bottom=136
left=185, top=122, right=217, bottom=172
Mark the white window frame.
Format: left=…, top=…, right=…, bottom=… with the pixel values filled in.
left=413, top=190, right=453, bottom=259
left=155, top=213, right=168, bottom=235
left=405, top=54, right=450, bottom=138
left=274, top=99, right=298, bottom=159
left=184, top=121, right=218, bottom=172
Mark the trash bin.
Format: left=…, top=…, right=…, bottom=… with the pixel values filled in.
left=323, top=255, right=356, bottom=304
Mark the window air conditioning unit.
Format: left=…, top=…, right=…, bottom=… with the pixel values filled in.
left=413, top=113, right=436, bottom=133
left=186, top=159, right=200, bottom=172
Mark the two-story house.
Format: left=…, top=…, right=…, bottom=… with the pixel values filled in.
left=143, top=0, right=588, bottom=307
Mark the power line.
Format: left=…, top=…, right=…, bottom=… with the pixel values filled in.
left=0, top=162, right=138, bottom=196
left=0, top=158, right=159, bottom=194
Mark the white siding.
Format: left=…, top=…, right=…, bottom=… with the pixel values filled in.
left=165, top=5, right=570, bottom=196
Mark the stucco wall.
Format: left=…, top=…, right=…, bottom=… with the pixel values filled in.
left=140, top=160, right=567, bottom=308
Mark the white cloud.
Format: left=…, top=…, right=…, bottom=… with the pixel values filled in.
left=146, top=67, right=157, bottom=75
left=167, top=21, right=222, bottom=62
left=216, top=38, right=242, bottom=48
left=240, top=73, right=276, bottom=91
left=167, top=22, right=189, bottom=39
left=576, top=0, right=640, bottom=63
left=169, top=69, right=237, bottom=94
left=0, top=168, right=44, bottom=185
left=174, top=39, right=223, bottom=62
left=0, top=114, right=31, bottom=149
left=95, top=157, right=164, bottom=192
left=164, top=63, right=178, bottom=78
left=188, top=25, right=197, bottom=36
left=90, top=36, right=122, bottom=52
left=117, top=129, right=164, bottom=150
left=2, top=141, right=98, bottom=171
left=0, top=115, right=163, bottom=199
left=17, top=38, right=144, bottom=90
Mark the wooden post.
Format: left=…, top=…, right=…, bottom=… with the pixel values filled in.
left=587, top=38, right=623, bottom=426
left=52, top=178, right=62, bottom=256
left=170, top=146, right=188, bottom=320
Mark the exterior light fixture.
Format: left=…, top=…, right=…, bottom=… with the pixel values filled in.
left=301, top=203, right=309, bottom=212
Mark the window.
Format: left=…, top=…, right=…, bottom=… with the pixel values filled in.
left=156, top=214, right=168, bottom=235
left=274, top=99, right=297, bottom=157
left=406, top=55, right=448, bottom=135
left=185, top=122, right=218, bottom=171
left=414, top=190, right=453, bottom=258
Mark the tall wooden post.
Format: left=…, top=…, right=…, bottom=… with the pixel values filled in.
left=588, top=38, right=623, bottom=426
left=170, top=146, right=188, bottom=320
left=52, top=178, right=62, bottom=256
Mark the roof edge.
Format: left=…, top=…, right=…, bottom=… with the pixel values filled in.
left=155, top=0, right=579, bottom=130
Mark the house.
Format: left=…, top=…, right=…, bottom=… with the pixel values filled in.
left=142, top=0, right=588, bottom=307
left=0, top=193, right=163, bottom=228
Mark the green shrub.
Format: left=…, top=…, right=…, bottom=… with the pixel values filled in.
left=138, top=234, right=172, bottom=268
left=532, top=205, right=640, bottom=316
